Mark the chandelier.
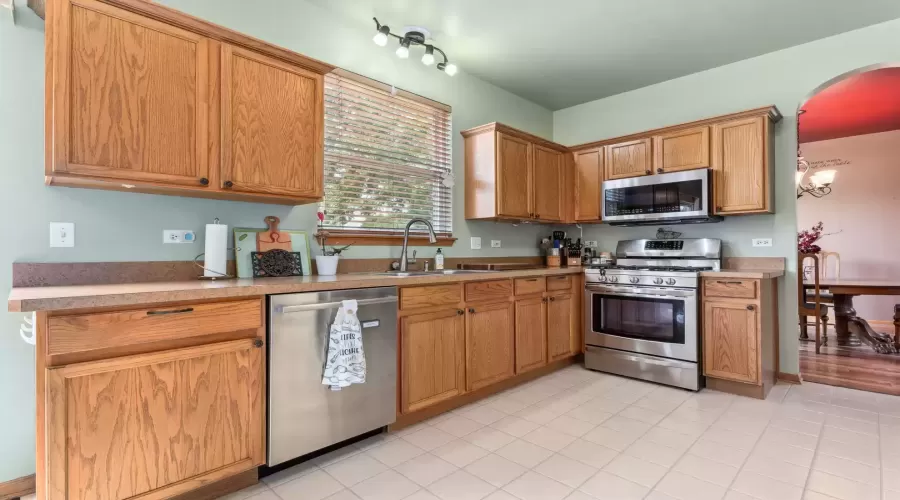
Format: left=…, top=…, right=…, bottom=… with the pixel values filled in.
left=372, top=18, right=457, bottom=76
left=796, top=110, right=836, bottom=199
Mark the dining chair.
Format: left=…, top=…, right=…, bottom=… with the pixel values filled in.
left=799, top=252, right=828, bottom=353
left=894, top=305, right=900, bottom=351
left=803, top=251, right=839, bottom=344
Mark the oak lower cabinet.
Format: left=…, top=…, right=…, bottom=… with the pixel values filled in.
left=547, top=293, right=576, bottom=361
left=462, top=123, right=569, bottom=222
left=45, top=338, right=265, bottom=500
left=701, top=276, right=778, bottom=399
left=45, top=0, right=332, bottom=204
left=465, top=301, right=515, bottom=391
left=400, top=309, right=466, bottom=413
left=515, top=296, right=548, bottom=373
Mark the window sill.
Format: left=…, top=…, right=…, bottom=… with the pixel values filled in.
left=321, top=231, right=457, bottom=247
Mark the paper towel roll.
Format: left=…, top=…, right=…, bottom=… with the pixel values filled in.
left=204, top=222, right=228, bottom=277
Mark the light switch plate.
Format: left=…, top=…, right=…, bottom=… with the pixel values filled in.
left=752, top=238, right=773, bottom=247
left=491, top=240, right=501, bottom=248
left=470, top=237, right=482, bottom=250
left=49, top=222, right=75, bottom=247
left=163, top=230, right=197, bottom=244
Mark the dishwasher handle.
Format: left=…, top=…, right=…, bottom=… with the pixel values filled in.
left=277, top=296, right=398, bottom=314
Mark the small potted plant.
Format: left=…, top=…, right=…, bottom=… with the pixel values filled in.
left=314, top=212, right=350, bottom=276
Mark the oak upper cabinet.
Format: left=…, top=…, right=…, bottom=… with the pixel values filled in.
left=712, top=115, right=772, bottom=214
left=515, top=296, right=548, bottom=373
left=221, top=45, right=324, bottom=200
left=466, top=301, right=515, bottom=391
left=45, top=0, right=332, bottom=204
left=547, top=293, right=575, bottom=361
left=45, top=339, right=265, bottom=500
left=400, top=309, right=466, bottom=413
left=496, top=132, right=533, bottom=219
left=462, top=123, right=569, bottom=222
left=574, top=148, right=603, bottom=222
left=652, top=126, right=710, bottom=174
left=532, top=145, right=565, bottom=222
left=604, top=138, right=652, bottom=180
left=702, top=300, right=760, bottom=384
left=47, top=0, right=212, bottom=188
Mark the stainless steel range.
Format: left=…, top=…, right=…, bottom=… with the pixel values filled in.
left=583, top=238, right=722, bottom=391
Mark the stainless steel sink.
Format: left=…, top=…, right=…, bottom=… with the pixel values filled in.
left=371, top=270, right=496, bottom=277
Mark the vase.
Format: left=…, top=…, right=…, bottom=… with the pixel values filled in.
left=315, top=255, right=340, bottom=276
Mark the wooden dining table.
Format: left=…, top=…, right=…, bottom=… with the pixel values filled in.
left=804, top=279, right=900, bottom=353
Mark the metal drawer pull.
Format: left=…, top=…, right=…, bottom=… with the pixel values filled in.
left=746, top=305, right=755, bottom=311
left=147, top=307, right=194, bottom=316
left=279, top=296, right=398, bottom=314
left=715, top=281, right=744, bottom=285
left=524, top=278, right=539, bottom=282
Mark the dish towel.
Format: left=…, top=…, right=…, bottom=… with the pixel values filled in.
left=322, top=299, right=366, bottom=391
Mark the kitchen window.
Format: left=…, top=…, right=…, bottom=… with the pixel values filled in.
left=320, top=70, right=454, bottom=244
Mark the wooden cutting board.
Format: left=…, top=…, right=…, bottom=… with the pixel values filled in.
left=256, top=216, right=292, bottom=252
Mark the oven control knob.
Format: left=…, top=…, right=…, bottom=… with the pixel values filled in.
left=629, top=277, right=639, bottom=284
left=611, top=276, right=618, bottom=282
left=599, top=276, right=607, bottom=282
left=666, top=278, right=676, bottom=285
left=653, top=278, right=663, bottom=285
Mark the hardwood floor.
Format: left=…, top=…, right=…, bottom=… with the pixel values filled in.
left=800, top=324, right=900, bottom=395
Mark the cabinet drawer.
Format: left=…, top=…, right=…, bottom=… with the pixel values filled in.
left=48, top=299, right=263, bottom=358
left=514, top=277, right=546, bottom=296
left=465, top=280, right=512, bottom=303
left=703, top=279, right=758, bottom=300
left=546, top=275, right=573, bottom=291
left=401, top=284, right=462, bottom=310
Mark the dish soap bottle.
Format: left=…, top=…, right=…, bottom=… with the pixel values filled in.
left=435, top=248, right=445, bottom=270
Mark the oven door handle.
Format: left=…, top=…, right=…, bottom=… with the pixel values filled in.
left=585, top=288, right=696, bottom=300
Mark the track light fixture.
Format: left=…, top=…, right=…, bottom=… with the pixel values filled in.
left=372, top=18, right=457, bottom=76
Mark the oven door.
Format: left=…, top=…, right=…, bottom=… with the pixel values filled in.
left=602, top=169, right=710, bottom=223
left=584, top=284, right=698, bottom=362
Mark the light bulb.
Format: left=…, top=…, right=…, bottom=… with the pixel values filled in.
left=443, top=62, right=458, bottom=76
left=396, top=39, right=410, bottom=59
left=373, top=25, right=390, bottom=47
left=421, top=45, right=435, bottom=66
left=811, top=169, right=836, bottom=186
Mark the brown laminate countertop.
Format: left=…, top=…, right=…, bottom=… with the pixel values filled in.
left=700, top=269, right=785, bottom=279
left=8, top=267, right=583, bottom=313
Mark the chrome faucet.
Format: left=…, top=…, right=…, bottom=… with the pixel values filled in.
left=394, top=218, right=438, bottom=272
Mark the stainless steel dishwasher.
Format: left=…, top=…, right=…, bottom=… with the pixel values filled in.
left=268, top=287, right=398, bottom=466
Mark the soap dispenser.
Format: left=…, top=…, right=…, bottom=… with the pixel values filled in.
left=435, top=248, right=445, bottom=270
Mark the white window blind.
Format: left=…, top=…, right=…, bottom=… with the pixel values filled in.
left=321, top=72, right=453, bottom=235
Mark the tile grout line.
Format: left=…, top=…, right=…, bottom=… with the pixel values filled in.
left=801, top=381, right=830, bottom=500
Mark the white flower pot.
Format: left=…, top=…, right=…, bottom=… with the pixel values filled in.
left=315, top=255, right=340, bottom=276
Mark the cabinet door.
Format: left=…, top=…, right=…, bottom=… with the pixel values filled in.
left=466, top=301, right=515, bottom=391
left=712, top=116, right=767, bottom=214
left=400, top=309, right=465, bottom=413
left=45, top=339, right=264, bottom=500
left=547, top=294, right=574, bottom=361
left=532, top=145, right=564, bottom=222
left=50, top=0, right=211, bottom=187
left=653, top=126, right=710, bottom=173
left=496, top=132, right=533, bottom=218
left=221, top=45, right=324, bottom=199
left=574, top=148, right=603, bottom=222
left=515, top=297, right=547, bottom=373
left=604, top=138, right=652, bottom=180
left=703, top=301, right=760, bottom=384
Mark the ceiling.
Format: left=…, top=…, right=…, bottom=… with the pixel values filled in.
left=800, top=67, right=900, bottom=143
left=308, top=0, right=900, bottom=110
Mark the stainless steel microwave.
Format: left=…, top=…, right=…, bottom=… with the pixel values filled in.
left=601, top=169, right=721, bottom=226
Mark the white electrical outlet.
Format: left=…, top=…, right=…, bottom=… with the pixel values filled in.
left=49, top=222, right=75, bottom=248
left=491, top=240, right=501, bottom=248
left=163, top=230, right=197, bottom=244
left=470, top=237, right=482, bottom=250
left=584, top=240, right=598, bottom=248
left=752, top=238, right=773, bottom=247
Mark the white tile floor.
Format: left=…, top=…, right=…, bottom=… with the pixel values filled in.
left=221, top=366, right=900, bottom=500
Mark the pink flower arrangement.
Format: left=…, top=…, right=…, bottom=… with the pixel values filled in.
left=798, top=221, right=825, bottom=254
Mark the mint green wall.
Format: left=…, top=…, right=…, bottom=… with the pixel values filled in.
left=0, top=0, right=553, bottom=482
left=553, top=18, right=900, bottom=377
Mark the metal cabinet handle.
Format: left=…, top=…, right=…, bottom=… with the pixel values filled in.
left=457, top=309, right=464, bottom=316
left=224, top=180, right=234, bottom=188
left=716, top=281, right=744, bottom=285
left=278, top=296, right=398, bottom=314
left=199, top=177, right=209, bottom=185
left=657, top=168, right=664, bottom=174
left=549, top=296, right=556, bottom=302
left=253, top=338, right=264, bottom=348
left=746, top=305, right=755, bottom=311
left=524, top=278, right=539, bottom=282
left=716, top=206, right=723, bottom=211
left=146, top=307, right=194, bottom=316
left=468, top=308, right=475, bottom=313
left=644, top=170, right=651, bottom=174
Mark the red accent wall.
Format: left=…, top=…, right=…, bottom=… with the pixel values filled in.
left=799, top=68, right=900, bottom=144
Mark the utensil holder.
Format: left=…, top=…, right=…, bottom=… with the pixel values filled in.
left=546, top=255, right=561, bottom=268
